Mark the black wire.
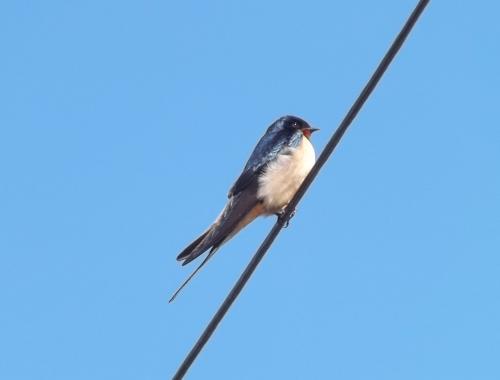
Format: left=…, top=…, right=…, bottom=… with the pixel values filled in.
left=173, top=1, right=430, bottom=378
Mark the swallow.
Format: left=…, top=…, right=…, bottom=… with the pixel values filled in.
left=169, top=115, right=318, bottom=302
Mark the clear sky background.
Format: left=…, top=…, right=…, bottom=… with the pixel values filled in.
left=1, top=1, right=499, bottom=379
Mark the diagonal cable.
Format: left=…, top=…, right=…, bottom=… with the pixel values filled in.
left=173, top=1, right=430, bottom=378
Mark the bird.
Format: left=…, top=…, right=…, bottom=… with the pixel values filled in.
left=169, top=115, right=319, bottom=302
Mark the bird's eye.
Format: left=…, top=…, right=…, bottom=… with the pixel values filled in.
left=291, top=121, right=298, bottom=128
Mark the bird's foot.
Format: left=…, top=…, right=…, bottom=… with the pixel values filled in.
left=276, top=208, right=296, bottom=228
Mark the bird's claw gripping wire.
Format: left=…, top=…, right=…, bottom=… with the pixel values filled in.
left=276, top=208, right=296, bottom=228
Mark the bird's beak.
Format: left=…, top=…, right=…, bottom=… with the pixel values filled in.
left=309, top=128, right=320, bottom=133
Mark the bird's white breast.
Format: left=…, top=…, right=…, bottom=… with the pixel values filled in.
left=257, top=137, right=316, bottom=213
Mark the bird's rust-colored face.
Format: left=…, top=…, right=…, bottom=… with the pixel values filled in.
left=301, top=126, right=319, bottom=139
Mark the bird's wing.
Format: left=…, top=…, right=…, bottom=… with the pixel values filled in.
left=180, top=181, right=260, bottom=265
left=169, top=182, right=262, bottom=302
left=228, top=128, right=301, bottom=197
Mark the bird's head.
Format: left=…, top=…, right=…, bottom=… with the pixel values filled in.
left=280, top=115, right=319, bottom=139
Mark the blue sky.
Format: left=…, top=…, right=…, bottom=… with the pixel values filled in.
left=1, top=1, right=499, bottom=379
